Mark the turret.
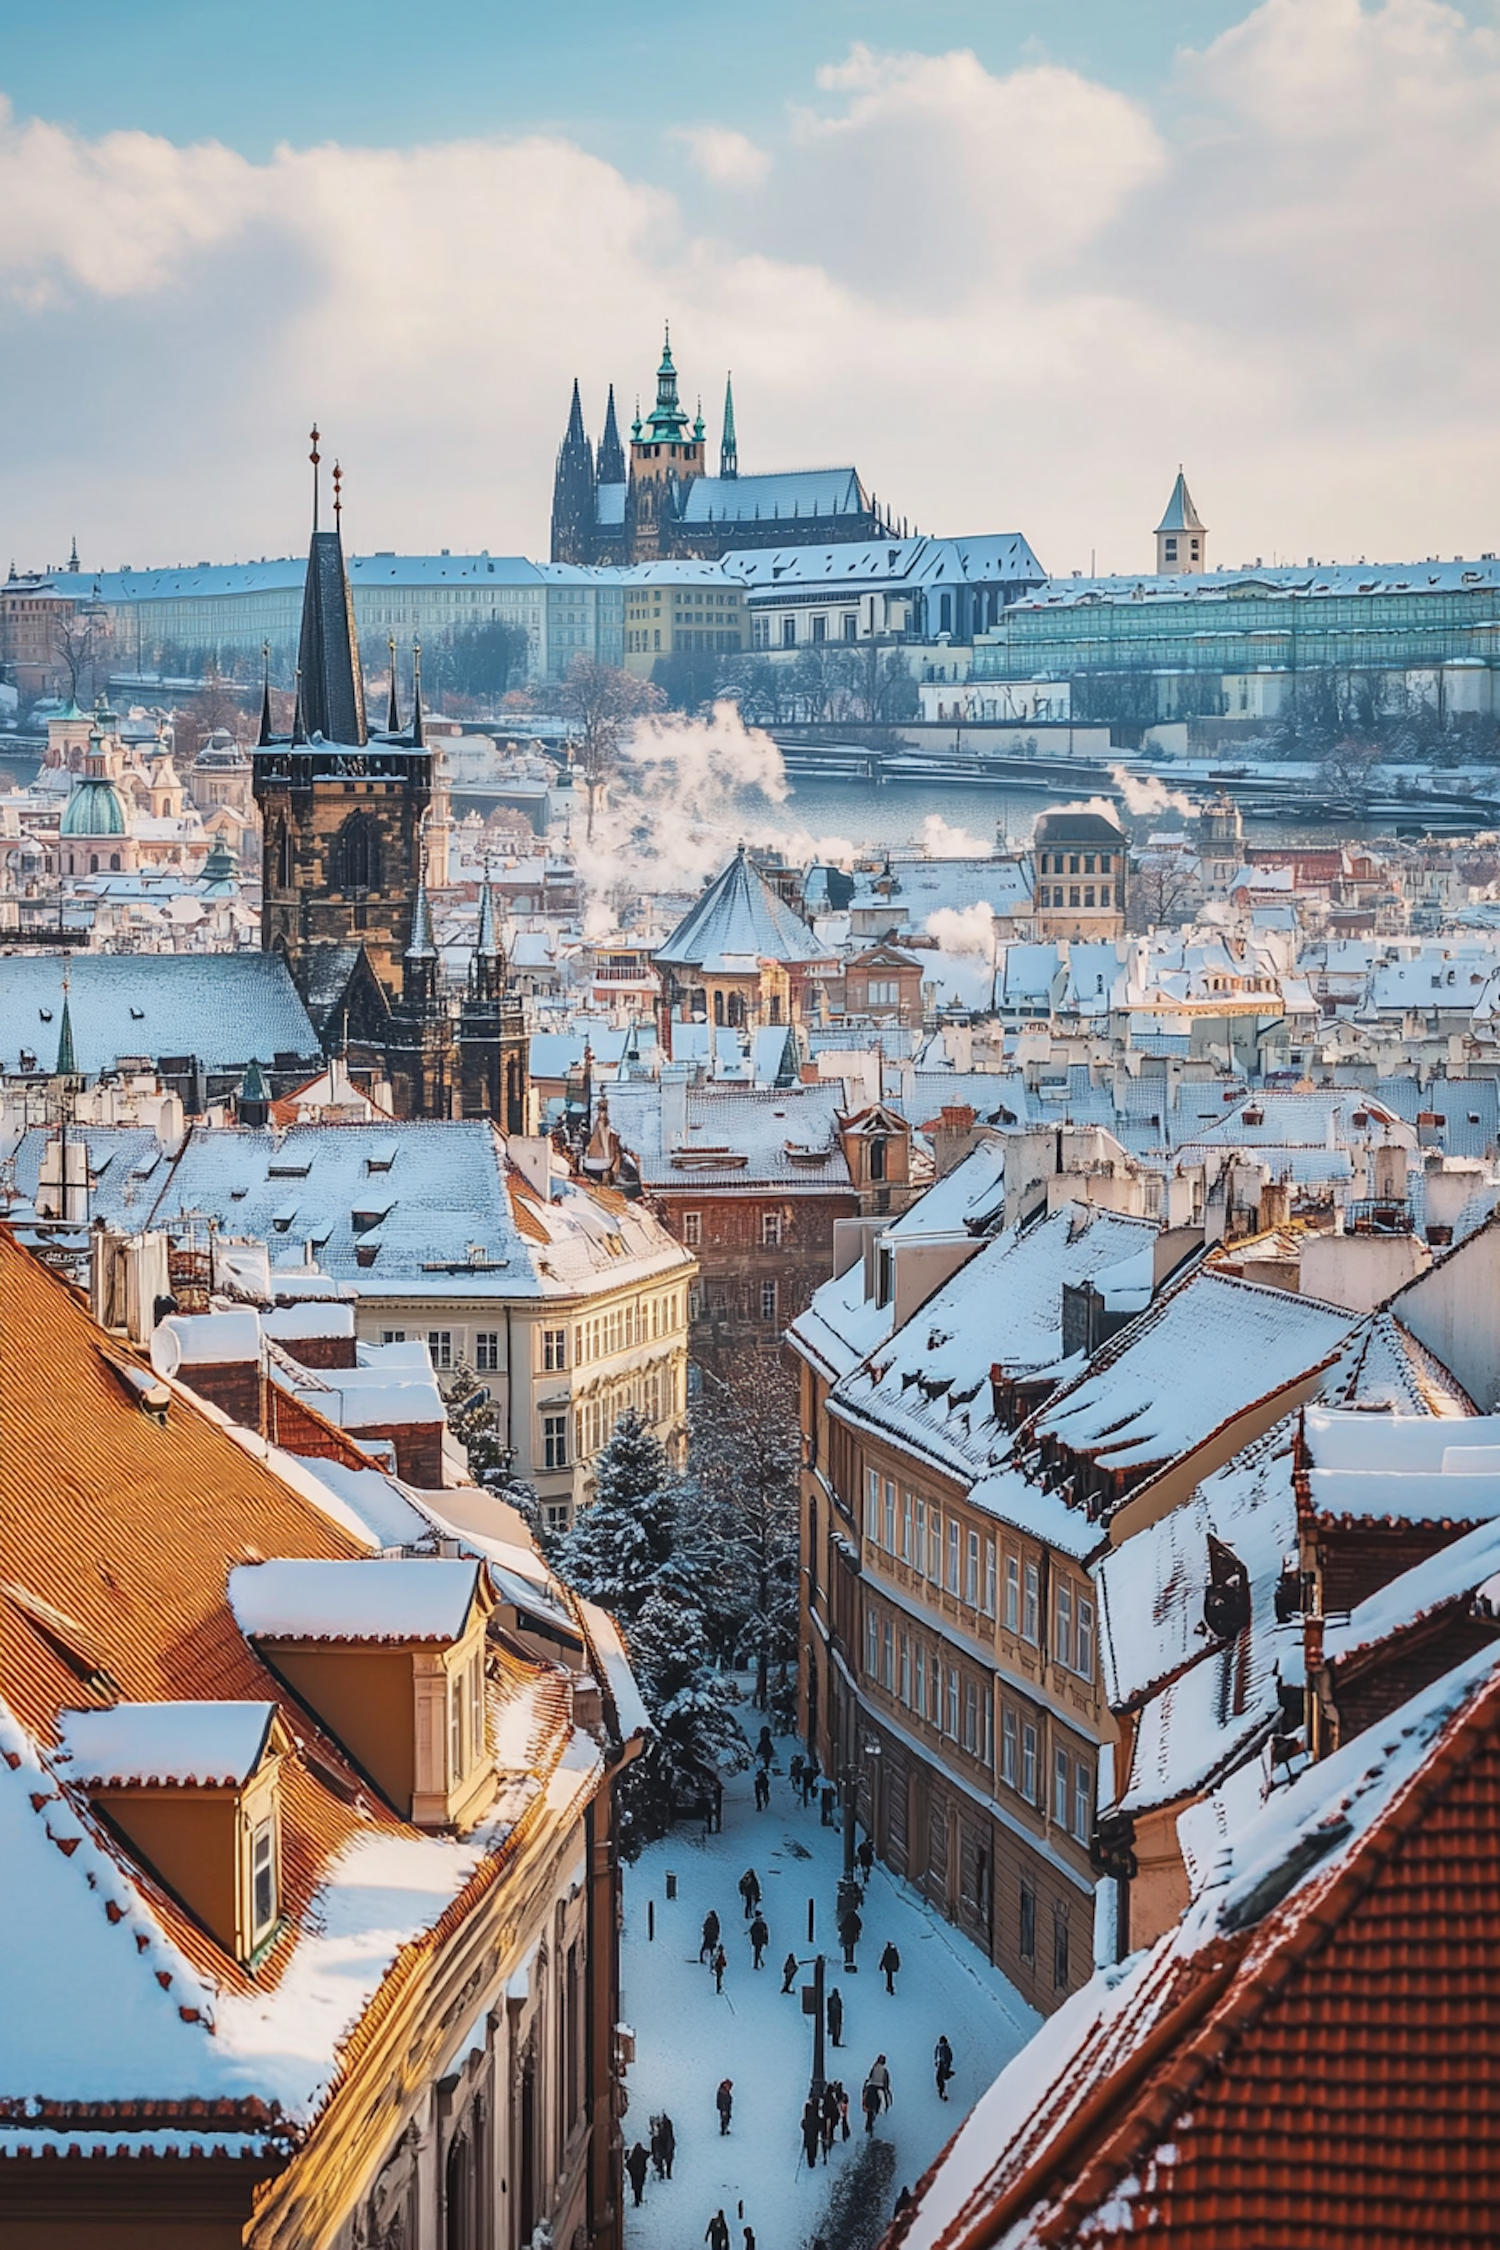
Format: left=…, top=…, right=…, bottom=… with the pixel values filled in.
left=1155, top=471, right=1206, bottom=575
left=720, top=374, right=738, bottom=481
left=550, top=379, right=596, bottom=563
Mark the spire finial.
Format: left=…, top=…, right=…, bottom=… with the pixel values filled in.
left=410, top=638, right=425, bottom=748
left=386, top=633, right=401, bottom=734
left=257, top=640, right=273, bottom=748
left=332, top=459, right=343, bottom=524
left=309, top=425, right=321, bottom=532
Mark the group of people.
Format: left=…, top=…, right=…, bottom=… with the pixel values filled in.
left=623, top=2113, right=676, bottom=2206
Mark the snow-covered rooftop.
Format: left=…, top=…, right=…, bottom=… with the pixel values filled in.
left=0, top=954, right=317, bottom=1077
left=229, top=1557, right=482, bottom=1643
left=58, top=1700, right=279, bottom=1789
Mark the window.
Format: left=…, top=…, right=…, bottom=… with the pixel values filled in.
left=914, top=1643, right=926, bottom=1717
left=866, top=1468, right=881, bottom=1542
left=962, top=1679, right=978, bottom=1754
left=984, top=1538, right=997, bottom=1618
left=475, top=1331, right=499, bottom=1372
left=543, top=1414, right=568, bottom=1470
left=782, top=616, right=796, bottom=648
left=883, top=1479, right=896, bottom=1553
left=867, top=979, right=900, bottom=1007
left=1053, top=1747, right=1070, bottom=1824
left=1019, top=1881, right=1036, bottom=1964
left=1001, top=1707, right=1017, bottom=1786
left=542, top=1327, right=566, bottom=1371
left=881, top=1620, right=894, bottom=1690
left=945, top=1666, right=959, bottom=1739
left=1053, top=1906, right=1070, bottom=1990
left=900, top=1490, right=913, bottom=1563
left=1083, top=886, right=1095, bottom=908
left=761, top=1280, right=779, bottom=1323
left=867, top=1610, right=880, bottom=1679
left=928, top=1507, right=943, bottom=1582
left=1021, top=1721, right=1038, bottom=1802
left=1073, top=1760, right=1092, bottom=1843
left=450, top=1671, right=465, bottom=1784
left=914, top=1497, right=927, bottom=1577
left=682, top=1211, right=702, bottom=1248
left=1005, top=1555, right=1020, bottom=1632
left=1023, top=1562, right=1040, bottom=1644
left=250, top=1815, right=277, bottom=1942
left=965, top=1529, right=980, bottom=1608
left=812, top=613, right=827, bottom=643
left=947, top=1519, right=960, bottom=1595
left=842, top=613, right=857, bottom=641
left=899, top=1634, right=911, bottom=1705
left=381, top=1329, right=407, bottom=1345
left=761, top=1210, right=782, bottom=1247
left=1055, top=1584, right=1073, bottom=1671
left=428, top=1330, right=453, bottom=1371
left=1076, top=1598, right=1095, bottom=1683
left=1069, top=885, right=1080, bottom=907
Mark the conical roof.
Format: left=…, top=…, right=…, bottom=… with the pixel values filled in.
left=296, top=526, right=367, bottom=747
left=1156, top=470, right=1205, bottom=535
left=55, top=994, right=76, bottom=1078
left=655, top=847, right=826, bottom=968
left=406, top=870, right=437, bottom=960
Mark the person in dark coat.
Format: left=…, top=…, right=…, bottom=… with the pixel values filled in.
left=738, top=1867, right=761, bottom=1918
left=748, top=1912, right=769, bottom=1968
left=744, top=2228, right=756, bottom=2250
left=789, top=1752, right=806, bottom=1797
left=626, top=2142, right=650, bottom=2206
left=827, top=1984, right=844, bottom=2046
left=756, top=1725, right=775, bottom=1767
left=801, top=2097, right=822, bottom=2170
left=838, top=2084, right=850, bottom=2141
left=801, top=1757, right=819, bottom=1807
left=781, top=1950, right=799, bottom=1994
left=707, top=2210, right=731, bottom=2250
left=700, top=1909, right=721, bottom=1962
left=857, top=1834, right=875, bottom=1879
left=894, top=2187, right=912, bottom=2217
left=820, top=2082, right=840, bottom=2156
left=712, top=1944, right=728, bottom=1993
left=868, top=2053, right=892, bottom=2110
left=879, top=1940, right=901, bottom=1995
left=838, top=1905, right=862, bottom=1970
left=861, top=2077, right=882, bottom=2134
left=715, top=2080, right=734, bottom=2136
left=754, top=1767, right=771, bottom=1811
left=934, top=2033, right=954, bottom=2100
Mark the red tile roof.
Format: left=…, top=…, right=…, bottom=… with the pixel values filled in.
left=897, top=1651, right=1500, bottom=2250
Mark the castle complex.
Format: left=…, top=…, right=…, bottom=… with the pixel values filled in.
left=550, top=328, right=897, bottom=565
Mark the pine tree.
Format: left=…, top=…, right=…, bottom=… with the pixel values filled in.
left=551, top=1408, right=675, bottom=1623
left=443, top=1361, right=541, bottom=1532
left=689, top=1355, right=801, bottom=1708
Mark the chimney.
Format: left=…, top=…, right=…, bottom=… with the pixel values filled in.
left=932, top=1104, right=978, bottom=1179
left=660, top=1067, right=690, bottom=1152
left=150, top=1310, right=265, bottom=1430
left=1372, top=1144, right=1408, bottom=1203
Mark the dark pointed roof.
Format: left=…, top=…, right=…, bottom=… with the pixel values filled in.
left=256, top=645, right=274, bottom=748
left=475, top=876, right=502, bottom=958
left=55, top=993, right=76, bottom=1078
left=295, top=528, right=367, bottom=747
left=406, top=868, right=437, bottom=960
left=597, top=385, right=626, bottom=486
left=720, top=373, right=738, bottom=480
left=384, top=637, right=401, bottom=734
left=655, top=846, right=828, bottom=969
left=1156, top=470, right=1205, bottom=535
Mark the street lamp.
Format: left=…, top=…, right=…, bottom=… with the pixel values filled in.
left=840, top=1734, right=881, bottom=1887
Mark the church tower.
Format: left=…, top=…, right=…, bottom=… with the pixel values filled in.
left=1155, top=470, right=1207, bottom=575
left=628, top=327, right=705, bottom=559
left=720, top=373, right=738, bottom=481
left=550, top=380, right=596, bottom=564
left=385, top=862, right=453, bottom=1119
left=458, top=874, right=530, bottom=1133
left=254, top=433, right=432, bottom=1036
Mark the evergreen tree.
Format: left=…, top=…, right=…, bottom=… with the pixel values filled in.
left=689, top=1356, right=801, bottom=1708
left=443, top=1361, right=541, bottom=1531
left=551, top=1408, right=675, bottom=1622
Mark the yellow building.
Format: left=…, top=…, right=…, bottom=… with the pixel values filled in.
left=1031, top=806, right=1128, bottom=941
left=621, top=562, right=750, bottom=676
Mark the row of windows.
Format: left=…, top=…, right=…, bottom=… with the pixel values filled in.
left=1002, top=1553, right=1095, bottom=1681
left=752, top=612, right=861, bottom=650
left=682, top=1211, right=783, bottom=1250
left=569, top=1361, right=682, bottom=1466
left=688, top=1279, right=779, bottom=1324
left=1038, top=852, right=1114, bottom=875
left=864, top=1472, right=998, bottom=1616
left=998, top=1707, right=1093, bottom=1841
left=380, top=1306, right=681, bottom=1378
left=1039, top=884, right=1121, bottom=909
left=865, top=1613, right=994, bottom=1768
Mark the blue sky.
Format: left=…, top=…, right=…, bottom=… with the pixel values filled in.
left=0, top=2, right=1496, bottom=574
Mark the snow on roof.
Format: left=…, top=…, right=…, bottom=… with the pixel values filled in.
left=832, top=1206, right=1158, bottom=1482
left=1032, top=1270, right=1357, bottom=1478
left=1305, top=1462, right=1500, bottom=1527
left=723, top=531, right=1045, bottom=589
left=681, top=467, right=869, bottom=525
left=58, top=1700, right=278, bottom=1789
left=1304, top=1406, right=1500, bottom=1473
left=229, top=1558, right=481, bottom=1643
left=655, top=848, right=829, bottom=967
left=0, top=954, right=317, bottom=1077
left=576, top=1599, right=651, bottom=1743
left=608, top=1079, right=854, bottom=1191
left=1326, top=1513, right=1500, bottom=1665
left=1328, top=1313, right=1478, bottom=1417
left=289, top=1456, right=434, bottom=1551
left=966, top=1456, right=1102, bottom=1561
left=1119, top=1612, right=1296, bottom=1818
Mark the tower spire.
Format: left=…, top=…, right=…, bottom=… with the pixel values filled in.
left=597, top=383, right=625, bottom=486
left=385, top=634, right=401, bottom=733
left=310, top=425, right=321, bottom=534
left=646, top=323, right=689, bottom=443
left=409, top=639, right=425, bottom=748
left=720, top=373, right=738, bottom=480
left=294, top=429, right=367, bottom=745
left=550, top=378, right=596, bottom=564
left=257, top=641, right=274, bottom=747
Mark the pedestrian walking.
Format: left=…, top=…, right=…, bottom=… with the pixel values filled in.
left=756, top=1725, right=774, bottom=1768
left=700, top=1909, right=721, bottom=1962
left=715, top=2080, right=734, bottom=2136
left=861, top=2078, right=882, bottom=2135
left=820, top=2081, right=840, bottom=2156
left=744, top=2228, right=756, bottom=2250
left=789, top=1752, right=806, bottom=1797
left=820, top=1782, right=836, bottom=1827
left=827, top=1985, right=844, bottom=2046
left=838, top=2083, right=850, bottom=2141
left=712, top=1944, right=728, bottom=1993
left=869, top=2053, right=892, bottom=2110
left=754, top=1767, right=771, bottom=1811
left=801, top=2097, right=822, bottom=2170
left=738, top=1867, right=761, bottom=1918
left=838, top=1904, right=862, bottom=1971
left=934, top=2034, right=954, bottom=2101
left=748, top=1912, right=769, bottom=1969
left=781, top=1951, right=798, bottom=1994
left=879, top=1940, right=901, bottom=1995
left=658, top=2113, right=675, bottom=2177
left=857, top=1834, right=875, bottom=1880
left=626, top=2143, right=650, bottom=2207
left=707, top=2209, right=731, bottom=2250
left=802, top=1756, right=820, bottom=1807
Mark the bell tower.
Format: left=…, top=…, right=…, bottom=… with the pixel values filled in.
left=254, top=432, right=432, bottom=1026
left=628, top=326, right=705, bottom=560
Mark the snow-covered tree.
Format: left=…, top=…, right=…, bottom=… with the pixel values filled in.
left=689, top=1355, right=801, bottom=1708
left=443, top=1362, right=540, bottom=1532
left=551, top=1408, right=675, bottom=1620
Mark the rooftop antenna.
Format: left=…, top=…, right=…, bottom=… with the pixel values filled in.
left=309, top=424, right=322, bottom=532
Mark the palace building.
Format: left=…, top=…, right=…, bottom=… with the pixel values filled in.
left=253, top=450, right=528, bottom=1127
left=551, top=330, right=897, bottom=566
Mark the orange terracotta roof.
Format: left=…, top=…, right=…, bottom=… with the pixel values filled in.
left=506, top=1172, right=552, bottom=1244
left=899, top=1654, right=1500, bottom=2250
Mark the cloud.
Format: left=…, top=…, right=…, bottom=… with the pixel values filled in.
left=917, top=813, right=996, bottom=858
left=670, top=126, right=772, bottom=188
left=0, top=4, right=1497, bottom=572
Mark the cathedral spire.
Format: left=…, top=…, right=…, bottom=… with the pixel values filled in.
left=385, top=634, right=401, bottom=734
left=257, top=641, right=274, bottom=747
left=597, top=383, right=626, bottom=486
left=646, top=323, right=689, bottom=443
left=409, top=639, right=425, bottom=749
left=295, top=428, right=367, bottom=746
left=406, top=865, right=437, bottom=960
left=550, top=379, right=596, bottom=563
left=470, top=868, right=506, bottom=1004
left=720, top=373, right=738, bottom=480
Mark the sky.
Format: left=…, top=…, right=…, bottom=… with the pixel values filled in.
left=1, top=0, right=1497, bottom=577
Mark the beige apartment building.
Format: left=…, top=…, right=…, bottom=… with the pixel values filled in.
left=621, top=561, right=749, bottom=676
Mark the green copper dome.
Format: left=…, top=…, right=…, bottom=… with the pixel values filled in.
left=60, top=777, right=127, bottom=836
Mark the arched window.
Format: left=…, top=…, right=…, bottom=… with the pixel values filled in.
left=332, top=811, right=380, bottom=893
left=712, top=989, right=725, bottom=1027
left=940, top=591, right=953, bottom=633
left=109, top=852, right=121, bottom=871
left=270, top=817, right=292, bottom=891
left=727, top=991, right=745, bottom=1028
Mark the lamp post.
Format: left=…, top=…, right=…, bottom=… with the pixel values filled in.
left=799, top=1952, right=827, bottom=2101
left=840, top=1734, right=881, bottom=1894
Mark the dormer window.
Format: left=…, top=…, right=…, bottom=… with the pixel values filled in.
left=251, top=1813, right=277, bottom=1942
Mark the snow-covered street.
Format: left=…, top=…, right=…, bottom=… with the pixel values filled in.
left=620, top=1730, right=1040, bottom=2250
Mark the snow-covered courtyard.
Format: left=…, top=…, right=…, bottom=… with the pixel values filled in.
left=620, top=1730, right=1040, bottom=2250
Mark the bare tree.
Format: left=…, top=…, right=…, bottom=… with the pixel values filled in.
left=1128, top=853, right=1200, bottom=932
left=541, top=657, right=665, bottom=841
left=688, top=1354, right=801, bottom=1711
left=1318, top=733, right=1385, bottom=805
left=53, top=610, right=110, bottom=706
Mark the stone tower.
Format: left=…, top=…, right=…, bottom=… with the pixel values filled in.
left=628, top=328, right=705, bottom=559
left=254, top=440, right=432, bottom=1029
left=1155, top=471, right=1207, bottom=575
left=550, top=380, right=596, bottom=567
left=458, top=874, right=529, bottom=1133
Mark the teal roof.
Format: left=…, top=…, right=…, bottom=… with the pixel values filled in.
left=1156, top=471, right=1205, bottom=535
left=59, top=777, right=127, bottom=837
